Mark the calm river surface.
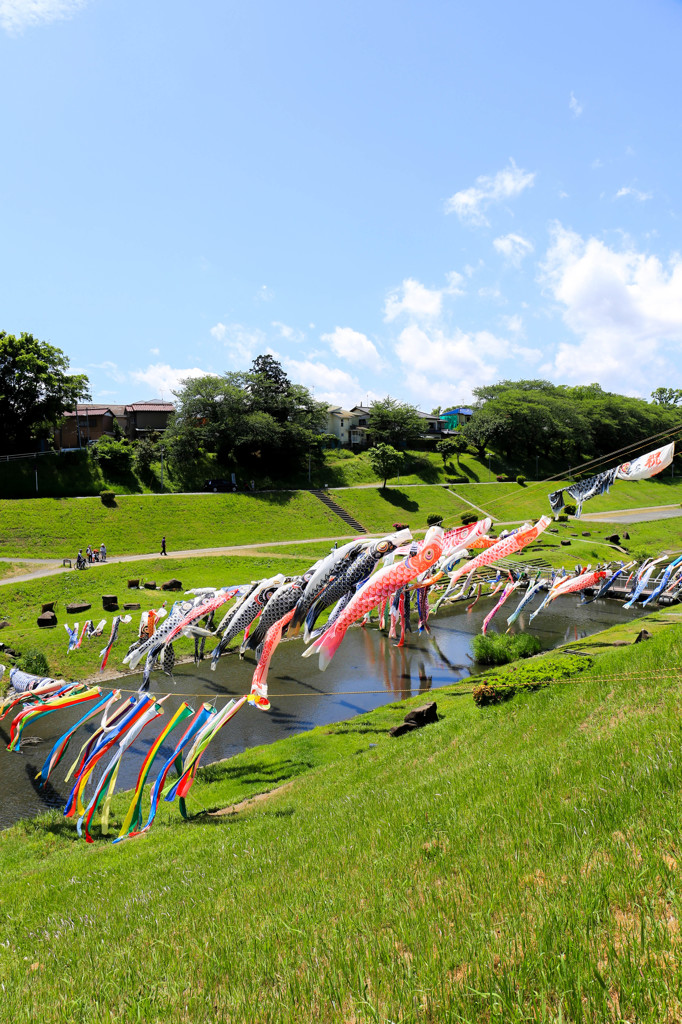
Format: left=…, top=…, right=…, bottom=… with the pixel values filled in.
left=0, top=596, right=646, bottom=829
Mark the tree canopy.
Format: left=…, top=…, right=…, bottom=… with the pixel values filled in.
left=369, top=397, right=423, bottom=449
left=0, top=331, right=90, bottom=453
left=165, top=355, right=327, bottom=481
left=462, top=379, right=679, bottom=465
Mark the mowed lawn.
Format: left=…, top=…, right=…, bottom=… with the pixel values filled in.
left=443, top=474, right=682, bottom=523
left=0, top=492, right=344, bottom=559
left=331, top=485, right=472, bottom=534
left=0, top=553, right=318, bottom=681
left=1, top=617, right=682, bottom=1021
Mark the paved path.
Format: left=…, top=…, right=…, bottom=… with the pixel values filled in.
left=0, top=536, right=361, bottom=587
left=581, top=504, right=682, bottom=525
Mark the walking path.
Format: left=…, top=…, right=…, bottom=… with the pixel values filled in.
left=0, top=536, right=361, bottom=586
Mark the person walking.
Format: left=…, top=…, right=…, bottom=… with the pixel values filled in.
left=100, top=542, right=107, bottom=562
left=160, top=536, right=167, bottom=556
left=86, top=544, right=92, bottom=564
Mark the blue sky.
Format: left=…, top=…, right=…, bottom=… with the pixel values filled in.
left=2, top=0, right=682, bottom=411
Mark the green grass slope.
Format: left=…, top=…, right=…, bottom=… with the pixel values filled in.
left=1, top=615, right=682, bottom=1021
left=330, top=485, right=471, bottom=534
left=0, top=491, right=345, bottom=559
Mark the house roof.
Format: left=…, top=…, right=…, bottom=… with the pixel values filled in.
left=126, top=402, right=175, bottom=413
left=64, top=406, right=114, bottom=418
left=328, top=407, right=354, bottom=418
left=443, top=407, right=473, bottom=416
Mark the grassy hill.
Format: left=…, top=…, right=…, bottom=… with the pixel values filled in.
left=0, top=491, right=345, bottom=559
left=1, top=610, right=681, bottom=1021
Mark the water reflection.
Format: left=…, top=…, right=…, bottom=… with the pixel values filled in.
left=0, top=595, right=648, bottom=829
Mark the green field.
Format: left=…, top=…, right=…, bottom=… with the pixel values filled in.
left=0, top=553, right=320, bottom=682
left=0, top=492, right=346, bottom=559
left=449, top=474, right=682, bottom=524
left=2, top=609, right=682, bottom=1021
left=330, top=485, right=471, bottom=534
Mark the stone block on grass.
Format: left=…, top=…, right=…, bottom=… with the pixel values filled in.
left=37, top=611, right=57, bottom=628
left=161, top=579, right=182, bottom=591
left=102, top=595, right=119, bottom=612
left=66, top=602, right=91, bottom=614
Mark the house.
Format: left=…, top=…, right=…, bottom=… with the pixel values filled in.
left=125, top=400, right=175, bottom=437
left=326, top=406, right=369, bottom=447
left=54, top=399, right=175, bottom=449
left=56, top=406, right=117, bottom=448
left=441, top=407, right=473, bottom=430
left=415, top=410, right=447, bottom=435
left=326, top=404, right=447, bottom=447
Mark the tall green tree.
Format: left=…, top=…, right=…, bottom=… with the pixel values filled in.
left=367, top=443, right=404, bottom=488
left=0, top=331, right=90, bottom=453
left=167, top=355, right=327, bottom=478
left=369, top=397, right=423, bottom=449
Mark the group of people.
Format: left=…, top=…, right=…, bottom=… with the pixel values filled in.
left=75, top=543, right=107, bottom=569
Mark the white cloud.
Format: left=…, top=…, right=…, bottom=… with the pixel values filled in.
left=384, top=272, right=464, bottom=322
left=321, top=326, right=383, bottom=371
left=540, top=222, right=682, bottom=390
left=257, top=284, right=273, bottom=302
left=0, top=0, right=86, bottom=32
left=501, top=313, right=524, bottom=335
left=272, top=321, right=304, bottom=344
left=569, top=92, right=583, bottom=118
left=283, top=358, right=376, bottom=409
left=445, top=159, right=535, bottom=226
left=477, top=285, right=505, bottom=303
left=88, top=360, right=126, bottom=383
left=130, top=363, right=209, bottom=398
left=493, top=232, right=534, bottom=266
left=393, top=324, right=506, bottom=404
left=150, top=347, right=160, bottom=356
left=616, top=186, right=652, bottom=202
left=209, top=322, right=266, bottom=364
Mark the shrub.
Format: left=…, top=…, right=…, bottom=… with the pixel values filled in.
left=496, top=473, right=513, bottom=483
left=472, top=653, right=593, bottom=706
left=471, top=632, right=541, bottom=666
left=392, top=522, right=408, bottom=530
left=516, top=474, right=526, bottom=486
left=100, top=489, right=116, bottom=506
left=461, top=512, right=478, bottom=525
left=89, top=436, right=133, bottom=475
left=426, top=513, right=443, bottom=526
left=563, top=503, right=577, bottom=516
left=17, top=649, right=50, bottom=676
left=557, top=514, right=569, bottom=522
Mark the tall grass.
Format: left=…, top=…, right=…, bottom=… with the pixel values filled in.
left=0, top=615, right=681, bottom=1020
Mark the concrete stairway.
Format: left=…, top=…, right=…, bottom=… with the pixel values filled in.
left=311, top=489, right=367, bottom=534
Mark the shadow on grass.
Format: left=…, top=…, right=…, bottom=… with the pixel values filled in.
left=197, top=755, right=315, bottom=787
left=406, top=456, right=440, bottom=483
left=378, top=488, right=419, bottom=513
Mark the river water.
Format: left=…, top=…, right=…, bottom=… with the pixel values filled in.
left=0, top=595, right=646, bottom=829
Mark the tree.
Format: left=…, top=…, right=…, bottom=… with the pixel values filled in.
left=651, top=387, right=682, bottom=406
left=0, top=331, right=90, bottom=453
left=367, top=443, right=404, bottom=488
left=168, top=355, right=327, bottom=478
left=436, top=436, right=469, bottom=468
left=369, top=397, right=423, bottom=449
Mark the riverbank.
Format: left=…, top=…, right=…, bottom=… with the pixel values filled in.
left=1, top=606, right=681, bottom=1021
